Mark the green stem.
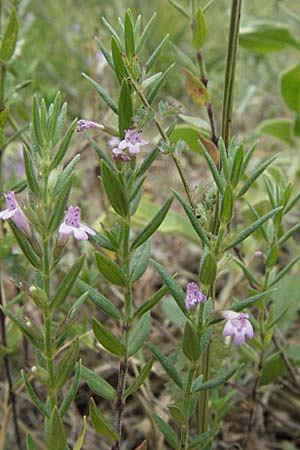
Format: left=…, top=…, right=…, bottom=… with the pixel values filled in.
left=221, top=0, right=242, bottom=149
left=180, top=365, right=197, bottom=449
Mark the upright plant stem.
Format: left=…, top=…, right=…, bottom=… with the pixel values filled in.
left=112, top=214, right=132, bottom=450
left=180, top=365, right=196, bottom=449
left=0, top=50, right=22, bottom=450
left=221, top=0, right=242, bottom=149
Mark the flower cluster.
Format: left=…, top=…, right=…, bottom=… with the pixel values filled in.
left=222, top=310, right=254, bottom=346
left=111, top=127, right=148, bottom=162
left=0, top=191, right=31, bottom=236
left=185, top=282, right=206, bottom=309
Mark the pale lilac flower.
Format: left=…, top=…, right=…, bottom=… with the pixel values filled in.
left=185, top=282, right=206, bottom=310
left=112, top=147, right=131, bottom=163
left=222, top=311, right=254, bottom=346
left=58, top=206, right=96, bottom=241
left=76, top=119, right=103, bottom=132
left=119, top=127, right=149, bottom=155
left=0, top=191, right=31, bottom=235
left=108, top=136, right=120, bottom=147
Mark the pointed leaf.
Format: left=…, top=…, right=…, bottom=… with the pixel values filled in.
left=192, top=365, right=240, bottom=392
left=146, top=34, right=169, bottom=73
left=236, top=154, right=278, bottom=198
left=54, top=339, right=79, bottom=389
left=95, top=251, right=127, bottom=286
left=92, top=318, right=125, bottom=356
left=89, top=397, right=118, bottom=441
left=59, top=360, right=82, bottom=417
left=73, top=416, right=87, bottom=450
left=128, top=313, right=151, bottom=356
left=22, top=370, right=49, bottom=417
left=111, top=36, right=126, bottom=84
left=147, top=343, right=183, bottom=389
left=152, top=413, right=180, bottom=449
left=81, top=365, right=116, bottom=400
left=45, top=407, right=66, bottom=450
left=193, top=8, right=206, bottom=48
left=102, top=160, right=129, bottom=217
left=124, top=358, right=153, bottom=399
left=77, top=279, right=120, bottom=319
left=130, top=240, right=151, bottom=283
left=119, top=79, right=133, bottom=138
left=0, top=8, right=18, bottom=62
left=184, top=69, right=209, bottom=106
left=82, top=73, right=118, bottom=114
left=8, top=221, right=40, bottom=269
left=50, top=117, right=77, bottom=170
left=134, top=284, right=168, bottom=318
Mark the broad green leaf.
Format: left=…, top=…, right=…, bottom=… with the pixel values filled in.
left=45, top=407, right=66, bottom=450
left=225, top=207, right=282, bottom=250
left=77, top=279, right=120, bottom=319
left=128, top=313, right=151, bottom=356
left=89, top=397, right=118, bottom=441
left=147, top=343, right=183, bottom=389
left=172, top=189, right=210, bottom=246
left=239, top=22, right=300, bottom=53
left=152, top=413, right=180, bottom=449
left=118, top=79, right=133, bottom=138
left=167, top=404, right=186, bottom=425
left=184, top=69, right=209, bottom=106
left=73, top=416, right=87, bottom=450
left=111, top=36, right=126, bottom=84
left=59, top=360, right=81, bottom=417
left=54, top=339, right=79, bottom=389
left=182, top=321, right=200, bottom=362
left=170, top=125, right=204, bottom=152
left=259, top=354, right=285, bottom=386
left=124, top=358, right=153, bottom=399
left=258, top=119, right=293, bottom=145
left=192, top=365, right=240, bottom=392
left=92, top=318, right=125, bottom=356
left=95, top=251, right=126, bottom=286
left=150, top=259, right=187, bottom=316
left=82, top=73, right=118, bottom=114
left=131, top=196, right=174, bottom=249
left=130, top=240, right=151, bottom=283
left=124, top=9, right=135, bottom=60
left=193, top=8, right=206, bottom=48
left=51, top=255, right=85, bottom=310
left=102, top=160, right=129, bottom=217
left=0, top=8, right=18, bottom=62
left=81, top=365, right=116, bottom=400
left=281, top=63, right=300, bottom=112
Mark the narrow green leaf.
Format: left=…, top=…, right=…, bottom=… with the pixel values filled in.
left=96, top=36, right=114, bottom=70
left=0, top=8, right=18, bottom=62
left=130, top=240, right=151, bottom=283
left=102, top=160, right=128, bottom=217
left=48, top=179, right=72, bottom=233
left=81, top=365, right=116, bottom=400
left=95, top=251, right=126, bottom=286
left=8, top=221, right=40, bottom=268
left=26, top=435, right=39, bottom=450
left=231, top=288, right=276, bottom=312
left=182, top=321, right=201, bottom=362
left=230, top=144, right=244, bottom=187
left=172, top=190, right=210, bottom=246
left=150, top=259, right=187, bottom=316
left=77, top=279, right=120, bottom=319
left=269, top=255, right=300, bottom=287
left=232, top=257, right=260, bottom=286
left=131, top=196, right=174, bottom=249
left=193, top=365, right=240, bottom=392
left=134, top=284, right=168, bottom=318
left=147, top=343, right=183, bottom=389
left=124, top=358, right=153, bottom=399
left=22, top=370, right=49, bottom=417
left=147, top=63, right=176, bottom=104
left=128, top=313, right=151, bottom=356
left=45, top=407, right=66, bottom=450
left=50, top=117, right=77, bottom=170
left=124, top=9, right=135, bottom=60
left=236, top=154, right=278, bottom=198
left=83, top=131, right=116, bottom=171
left=52, top=154, right=80, bottom=197
left=101, top=16, right=124, bottom=51
left=2, top=307, right=43, bottom=350
left=48, top=91, right=62, bottom=140
left=220, top=183, right=233, bottom=224
left=170, top=42, right=198, bottom=75
left=52, top=102, right=67, bottom=145
left=225, top=207, right=282, bottom=250
left=278, top=223, right=300, bottom=246
left=199, top=140, right=225, bottom=193
left=92, top=318, right=125, bottom=356
left=167, top=0, right=191, bottom=19
left=146, top=34, right=169, bottom=73
left=136, top=148, right=160, bottom=177
left=188, top=428, right=218, bottom=449
left=240, top=141, right=258, bottom=176
left=136, top=13, right=157, bottom=54
left=193, top=8, right=206, bottom=48
left=111, top=36, right=126, bottom=84
left=89, top=397, right=118, bottom=441
left=51, top=255, right=85, bottom=310
left=199, top=250, right=217, bottom=285
left=54, top=339, right=79, bottom=389
left=59, top=360, right=82, bottom=417
left=118, top=79, right=133, bottom=138
left=32, top=95, right=43, bottom=146
left=218, top=138, right=229, bottom=180
left=73, top=416, right=87, bottom=450
left=152, top=413, right=180, bottom=449
left=82, top=73, right=118, bottom=114
left=22, top=146, right=40, bottom=194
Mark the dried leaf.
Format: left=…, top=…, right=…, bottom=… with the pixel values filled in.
left=134, top=440, right=147, bottom=450
left=184, top=69, right=209, bottom=106
left=199, top=135, right=219, bottom=166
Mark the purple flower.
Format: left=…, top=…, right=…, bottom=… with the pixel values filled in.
left=119, top=127, right=149, bottom=155
left=222, top=311, right=254, bottom=346
left=76, top=119, right=103, bottom=132
left=0, top=191, right=31, bottom=235
left=108, top=136, right=120, bottom=147
left=58, top=206, right=96, bottom=241
left=185, top=282, right=207, bottom=309
left=112, top=147, right=131, bottom=162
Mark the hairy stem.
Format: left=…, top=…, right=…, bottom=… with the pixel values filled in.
left=180, top=365, right=197, bottom=449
